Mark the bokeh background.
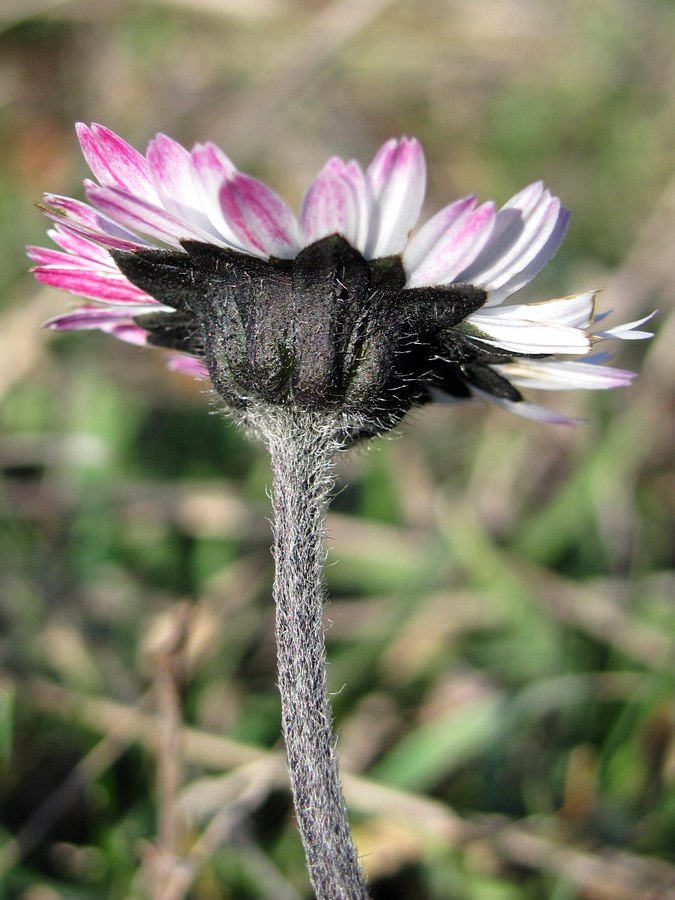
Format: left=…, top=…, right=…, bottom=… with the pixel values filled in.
left=1, top=0, right=674, bottom=897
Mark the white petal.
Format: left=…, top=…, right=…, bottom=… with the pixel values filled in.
left=494, top=358, right=635, bottom=391
left=189, top=142, right=248, bottom=250
left=458, top=184, right=570, bottom=306
left=471, top=387, right=581, bottom=425
left=147, top=134, right=223, bottom=239
left=404, top=200, right=496, bottom=287
left=479, top=291, right=597, bottom=327
left=466, top=315, right=591, bottom=354
left=85, top=183, right=224, bottom=249
left=595, top=312, right=656, bottom=341
left=365, top=138, right=426, bottom=258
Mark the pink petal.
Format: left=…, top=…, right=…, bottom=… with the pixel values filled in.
left=33, top=267, right=155, bottom=303
left=365, top=137, right=426, bottom=258
left=167, top=354, right=210, bottom=377
left=42, top=194, right=149, bottom=250
left=47, top=226, right=112, bottom=264
left=404, top=201, right=496, bottom=287
left=45, top=305, right=159, bottom=331
left=76, top=123, right=158, bottom=204
left=300, top=158, right=362, bottom=248
left=218, top=173, right=299, bottom=258
left=85, top=184, right=222, bottom=248
left=147, top=134, right=221, bottom=238
left=107, top=323, right=151, bottom=345
left=404, top=196, right=476, bottom=274
left=27, top=246, right=92, bottom=268
left=189, top=142, right=245, bottom=247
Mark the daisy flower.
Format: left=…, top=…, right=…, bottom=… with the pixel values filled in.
left=29, top=124, right=653, bottom=435
left=27, top=124, right=655, bottom=900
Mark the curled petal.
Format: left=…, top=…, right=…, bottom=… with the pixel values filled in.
left=480, top=291, right=597, bottom=328
left=464, top=291, right=598, bottom=354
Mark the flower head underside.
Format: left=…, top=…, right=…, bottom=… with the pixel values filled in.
left=29, top=124, right=654, bottom=437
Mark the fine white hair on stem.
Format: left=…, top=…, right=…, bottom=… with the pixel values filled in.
left=248, top=404, right=370, bottom=900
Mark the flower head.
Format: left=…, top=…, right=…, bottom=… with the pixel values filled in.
left=29, top=124, right=653, bottom=437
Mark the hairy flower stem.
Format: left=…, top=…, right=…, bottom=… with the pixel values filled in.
left=257, top=408, right=369, bottom=900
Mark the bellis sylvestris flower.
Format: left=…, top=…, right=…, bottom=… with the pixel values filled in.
left=29, top=124, right=652, bottom=438
left=28, top=125, right=656, bottom=900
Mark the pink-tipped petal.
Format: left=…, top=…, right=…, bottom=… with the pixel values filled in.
left=45, top=305, right=162, bottom=331
left=365, top=138, right=426, bottom=258
left=76, top=123, right=158, bottom=204
left=403, top=195, right=477, bottom=275
left=47, top=226, right=112, bottom=264
left=218, top=173, right=299, bottom=258
left=189, top=143, right=246, bottom=247
left=85, top=184, right=223, bottom=249
left=404, top=201, right=496, bottom=287
left=147, top=134, right=222, bottom=238
left=342, top=160, right=371, bottom=251
left=300, top=158, right=361, bottom=248
left=42, top=194, right=150, bottom=250
left=33, top=267, right=155, bottom=304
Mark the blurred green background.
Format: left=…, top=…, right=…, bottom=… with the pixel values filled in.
left=1, top=0, right=674, bottom=897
